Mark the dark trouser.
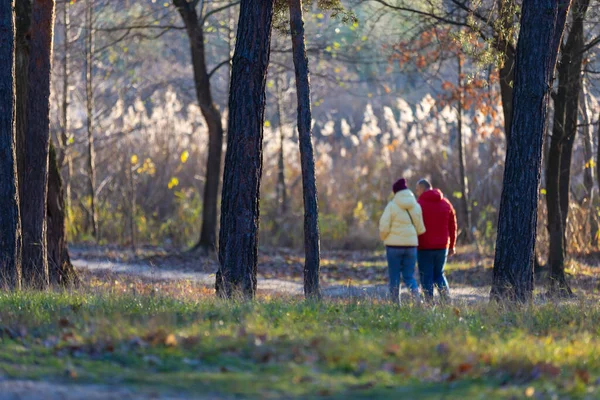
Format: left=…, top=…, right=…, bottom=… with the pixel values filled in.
left=386, top=247, right=419, bottom=303
left=417, top=249, right=450, bottom=301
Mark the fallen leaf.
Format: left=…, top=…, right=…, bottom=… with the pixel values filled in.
left=576, top=368, right=590, bottom=384
left=457, top=362, right=474, bottom=374
left=65, top=368, right=77, bottom=379
left=384, top=343, right=400, bottom=356
left=525, top=387, right=535, bottom=398
left=59, top=318, right=72, bottom=328
left=164, top=334, right=177, bottom=347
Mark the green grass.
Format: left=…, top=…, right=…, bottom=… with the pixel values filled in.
left=0, top=289, right=599, bottom=399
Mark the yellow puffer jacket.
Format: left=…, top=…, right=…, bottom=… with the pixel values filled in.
left=379, top=189, right=426, bottom=247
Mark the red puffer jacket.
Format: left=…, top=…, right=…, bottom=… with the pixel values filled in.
left=417, top=189, right=457, bottom=250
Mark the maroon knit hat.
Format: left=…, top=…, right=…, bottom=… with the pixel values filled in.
left=393, top=178, right=407, bottom=194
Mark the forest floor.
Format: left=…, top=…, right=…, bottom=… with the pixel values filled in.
left=0, top=246, right=598, bottom=399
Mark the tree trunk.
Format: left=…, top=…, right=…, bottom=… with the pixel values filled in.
left=545, top=0, right=588, bottom=296
left=275, top=76, right=288, bottom=215
left=289, top=0, right=321, bottom=299
left=496, top=0, right=516, bottom=139
left=580, top=81, right=594, bottom=197
left=15, top=0, right=30, bottom=230
left=85, top=0, right=98, bottom=242
left=0, top=0, right=22, bottom=290
left=581, top=82, right=598, bottom=246
left=490, top=0, right=571, bottom=302
left=498, top=50, right=515, bottom=139
left=126, top=145, right=137, bottom=252
left=216, top=0, right=275, bottom=299
left=47, top=141, right=77, bottom=286
left=60, top=0, right=72, bottom=219
left=174, top=0, right=225, bottom=252
left=457, top=55, right=473, bottom=243
left=21, top=0, right=57, bottom=289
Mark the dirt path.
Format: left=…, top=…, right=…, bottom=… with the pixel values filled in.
left=72, top=259, right=490, bottom=303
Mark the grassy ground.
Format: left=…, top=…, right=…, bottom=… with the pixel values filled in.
left=1, top=272, right=599, bottom=399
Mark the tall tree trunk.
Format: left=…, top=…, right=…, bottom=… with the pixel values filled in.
left=545, top=0, right=588, bottom=296
left=216, top=0, right=275, bottom=299
left=491, top=0, right=571, bottom=302
left=580, top=81, right=598, bottom=246
left=85, top=0, right=98, bottom=241
left=21, top=0, right=57, bottom=289
left=275, top=76, right=288, bottom=215
left=60, top=0, right=72, bottom=219
left=289, top=0, right=321, bottom=299
left=15, top=0, right=30, bottom=227
left=457, top=54, right=473, bottom=243
left=47, top=141, right=77, bottom=286
left=0, top=0, right=22, bottom=290
left=174, top=0, right=225, bottom=252
left=126, top=145, right=137, bottom=252
left=581, top=80, right=594, bottom=196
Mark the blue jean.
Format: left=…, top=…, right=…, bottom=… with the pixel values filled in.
left=386, top=247, right=419, bottom=302
left=417, top=249, right=450, bottom=300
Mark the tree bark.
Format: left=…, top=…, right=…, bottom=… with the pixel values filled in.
left=85, top=0, right=98, bottom=241
left=47, top=141, right=77, bottom=286
left=15, top=0, right=30, bottom=224
left=580, top=81, right=594, bottom=197
left=21, top=0, right=57, bottom=289
left=275, top=76, right=288, bottom=215
left=216, top=0, right=275, bottom=299
left=0, top=0, right=22, bottom=290
left=60, top=0, right=72, bottom=218
left=496, top=0, right=516, bottom=139
left=174, top=0, right=225, bottom=252
left=545, top=0, right=588, bottom=296
left=288, top=0, right=321, bottom=298
left=491, top=0, right=571, bottom=302
left=457, top=54, right=473, bottom=243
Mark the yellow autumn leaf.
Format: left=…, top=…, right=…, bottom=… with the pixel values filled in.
left=168, top=177, right=179, bottom=189
left=264, top=120, right=271, bottom=128
left=180, top=150, right=189, bottom=164
left=130, top=155, right=138, bottom=165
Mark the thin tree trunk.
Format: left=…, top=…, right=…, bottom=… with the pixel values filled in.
left=127, top=145, right=137, bottom=252
left=174, top=0, right=225, bottom=252
left=60, top=0, right=72, bottom=218
left=0, top=0, right=22, bottom=290
left=457, top=54, right=473, bottom=243
left=289, top=0, right=321, bottom=299
left=491, top=0, right=571, bottom=302
left=581, top=80, right=594, bottom=196
left=21, top=0, right=57, bottom=289
left=275, top=76, right=288, bottom=215
left=47, top=141, right=77, bottom=286
left=216, top=0, right=275, bottom=299
left=496, top=0, right=516, bottom=139
left=546, top=0, right=588, bottom=296
left=46, top=0, right=76, bottom=288
left=580, top=79, right=597, bottom=246
left=85, top=0, right=98, bottom=241
left=15, top=0, right=30, bottom=230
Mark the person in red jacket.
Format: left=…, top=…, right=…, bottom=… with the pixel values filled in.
left=415, top=179, right=457, bottom=302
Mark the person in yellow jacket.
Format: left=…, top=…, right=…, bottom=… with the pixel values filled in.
left=379, top=178, right=426, bottom=303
